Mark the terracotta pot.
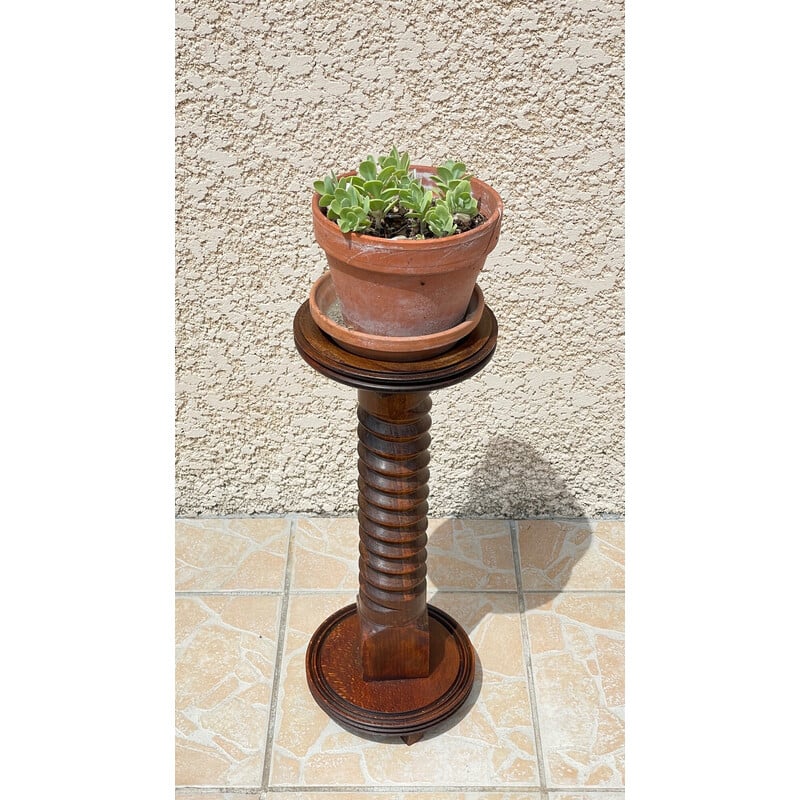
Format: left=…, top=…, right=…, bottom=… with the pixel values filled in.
left=312, top=165, right=503, bottom=337
left=309, top=271, right=485, bottom=362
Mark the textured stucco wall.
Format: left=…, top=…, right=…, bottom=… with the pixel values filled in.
left=175, top=0, right=624, bottom=518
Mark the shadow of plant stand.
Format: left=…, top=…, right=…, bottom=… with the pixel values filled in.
left=293, top=300, right=498, bottom=745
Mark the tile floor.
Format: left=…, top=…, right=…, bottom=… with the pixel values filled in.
left=176, top=517, right=624, bottom=799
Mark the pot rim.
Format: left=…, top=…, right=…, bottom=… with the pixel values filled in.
left=312, top=164, right=503, bottom=249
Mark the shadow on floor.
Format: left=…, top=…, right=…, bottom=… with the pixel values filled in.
left=345, top=437, right=593, bottom=745
left=371, top=438, right=594, bottom=743
left=428, top=435, right=593, bottom=615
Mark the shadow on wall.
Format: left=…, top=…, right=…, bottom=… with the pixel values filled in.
left=463, top=436, right=586, bottom=518
left=428, top=436, right=593, bottom=617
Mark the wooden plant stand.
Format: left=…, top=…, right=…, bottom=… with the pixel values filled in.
left=293, top=299, right=498, bottom=744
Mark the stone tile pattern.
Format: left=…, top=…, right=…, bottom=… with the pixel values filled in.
left=175, top=517, right=624, bottom=796
left=518, top=519, right=624, bottom=591
left=526, top=593, right=624, bottom=787
left=175, top=595, right=281, bottom=786
left=174, top=794, right=625, bottom=800
left=176, top=517, right=290, bottom=591
left=290, top=517, right=518, bottom=593
left=175, top=794, right=550, bottom=799
left=270, top=592, right=539, bottom=787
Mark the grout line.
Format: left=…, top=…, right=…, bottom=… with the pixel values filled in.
left=511, top=519, right=549, bottom=795
left=260, top=786, right=546, bottom=793
left=175, top=785, right=261, bottom=798
left=176, top=589, right=286, bottom=596
left=286, top=587, right=521, bottom=595
left=175, top=785, right=623, bottom=795
left=174, top=588, right=629, bottom=598
left=553, top=793, right=621, bottom=796
left=175, top=513, right=305, bottom=520
left=548, top=792, right=626, bottom=796
left=525, top=588, right=626, bottom=595
left=260, top=517, right=297, bottom=791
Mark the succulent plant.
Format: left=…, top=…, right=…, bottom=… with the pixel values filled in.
left=431, top=159, right=471, bottom=194
left=313, top=149, right=482, bottom=239
left=444, top=179, right=479, bottom=228
left=424, top=202, right=456, bottom=238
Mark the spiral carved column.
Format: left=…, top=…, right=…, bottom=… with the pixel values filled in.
left=294, top=299, right=497, bottom=743
left=357, top=390, right=432, bottom=680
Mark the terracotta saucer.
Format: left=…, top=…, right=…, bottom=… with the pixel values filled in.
left=309, top=272, right=485, bottom=362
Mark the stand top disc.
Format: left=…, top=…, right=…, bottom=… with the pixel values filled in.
left=293, top=302, right=498, bottom=393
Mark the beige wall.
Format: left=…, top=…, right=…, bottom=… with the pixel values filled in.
left=175, top=0, right=624, bottom=518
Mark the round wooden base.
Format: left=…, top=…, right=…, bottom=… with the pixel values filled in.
left=306, top=603, right=476, bottom=744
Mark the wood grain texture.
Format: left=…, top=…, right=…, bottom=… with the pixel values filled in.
left=296, top=305, right=498, bottom=740
left=357, top=390, right=432, bottom=680
left=293, top=300, right=498, bottom=393
left=305, top=603, right=475, bottom=742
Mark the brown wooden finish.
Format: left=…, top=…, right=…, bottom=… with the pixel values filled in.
left=305, top=603, right=475, bottom=743
left=295, top=302, right=498, bottom=743
left=357, top=390, right=431, bottom=680
left=293, top=299, right=498, bottom=393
